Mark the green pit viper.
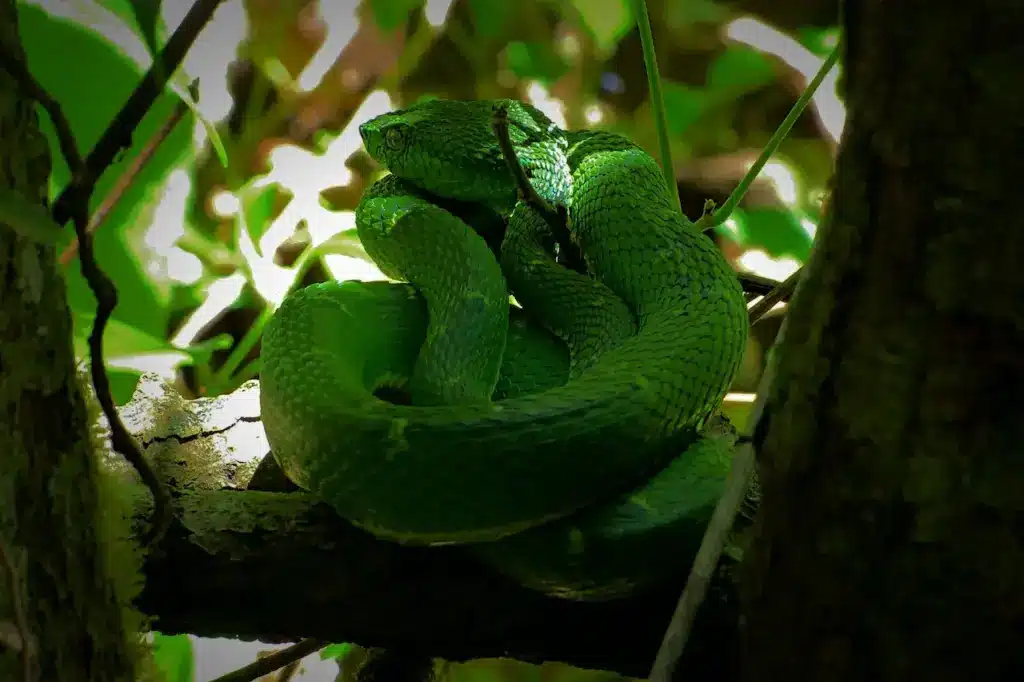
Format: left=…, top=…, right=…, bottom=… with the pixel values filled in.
left=259, top=98, right=749, bottom=600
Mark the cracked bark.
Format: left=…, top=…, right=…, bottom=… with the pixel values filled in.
left=739, top=2, right=1024, bottom=680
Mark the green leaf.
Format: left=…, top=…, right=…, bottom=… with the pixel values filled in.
left=18, top=3, right=195, bottom=339
left=72, top=313, right=178, bottom=359
left=505, top=41, right=570, bottom=84
left=167, top=79, right=229, bottom=168
left=572, top=0, right=632, bottom=54
left=122, top=0, right=164, bottom=56
left=315, top=229, right=373, bottom=260
left=71, top=312, right=218, bottom=404
left=238, top=184, right=287, bottom=255
left=798, top=26, right=841, bottom=55
left=320, top=642, right=355, bottom=660
left=660, top=81, right=707, bottom=136
left=368, top=0, right=423, bottom=32
left=707, top=45, right=776, bottom=94
left=151, top=633, right=194, bottom=682
left=78, top=0, right=165, bottom=53
left=728, top=206, right=814, bottom=261
left=468, top=0, right=513, bottom=38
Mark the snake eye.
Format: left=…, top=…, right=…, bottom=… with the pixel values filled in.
left=384, top=126, right=404, bottom=151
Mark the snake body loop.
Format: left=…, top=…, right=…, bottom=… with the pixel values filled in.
left=260, top=99, right=748, bottom=599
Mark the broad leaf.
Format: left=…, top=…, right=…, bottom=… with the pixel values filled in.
left=17, top=3, right=196, bottom=342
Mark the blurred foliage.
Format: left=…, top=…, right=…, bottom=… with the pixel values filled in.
left=150, top=633, right=194, bottom=682
left=15, top=0, right=841, bottom=679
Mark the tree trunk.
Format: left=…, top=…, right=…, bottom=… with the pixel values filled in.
left=740, top=2, right=1024, bottom=680
left=0, top=3, right=138, bottom=680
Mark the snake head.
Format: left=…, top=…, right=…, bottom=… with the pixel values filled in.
left=359, top=99, right=569, bottom=213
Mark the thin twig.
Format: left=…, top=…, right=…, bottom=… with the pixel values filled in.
left=648, top=316, right=789, bottom=682
left=490, top=103, right=586, bottom=273
left=0, top=49, right=82, bottom=173
left=491, top=103, right=558, bottom=218
left=491, top=103, right=785, bottom=300
left=51, top=0, right=226, bottom=225
left=737, top=271, right=782, bottom=299
left=0, top=535, right=32, bottom=682
left=697, top=47, right=841, bottom=232
left=59, top=79, right=199, bottom=266
left=68, top=198, right=174, bottom=545
left=747, top=268, right=801, bottom=324
left=210, top=639, right=327, bottom=682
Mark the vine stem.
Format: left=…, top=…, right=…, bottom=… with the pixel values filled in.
left=648, top=315, right=788, bottom=682
left=698, top=47, right=840, bottom=230
left=627, top=0, right=681, bottom=212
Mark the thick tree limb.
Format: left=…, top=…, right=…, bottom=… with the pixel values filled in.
left=106, top=375, right=742, bottom=679
left=739, top=1, right=1024, bottom=680
left=0, top=5, right=140, bottom=680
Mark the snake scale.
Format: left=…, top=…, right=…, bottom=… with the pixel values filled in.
left=259, top=99, right=749, bottom=600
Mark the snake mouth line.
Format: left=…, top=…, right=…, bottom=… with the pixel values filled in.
left=372, top=384, right=413, bottom=405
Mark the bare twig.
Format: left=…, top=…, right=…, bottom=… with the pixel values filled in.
left=51, top=0, right=226, bottom=225
left=737, top=271, right=782, bottom=299
left=53, top=157, right=173, bottom=549
left=696, top=48, right=840, bottom=231
left=0, top=535, right=32, bottom=682
left=648, top=307, right=791, bottom=682
left=491, top=102, right=786, bottom=299
left=747, top=268, right=801, bottom=324
left=209, top=639, right=327, bottom=682
left=490, top=103, right=558, bottom=218
left=59, top=79, right=199, bottom=266
left=491, top=103, right=586, bottom=273
left=70, top=199, right=174, bottom=544
left=0, top=49, right=82, bottom=174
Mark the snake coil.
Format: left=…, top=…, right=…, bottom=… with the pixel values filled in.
left=260, top=99, right=748, bottom=600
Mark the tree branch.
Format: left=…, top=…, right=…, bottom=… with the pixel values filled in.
left=209, top=638, right=327, bottom=682
left=134, top=487, right=740, bottom=679
left=105, top=375, right=743, bottom=680
left=59, top=79, right=199, bottom=266
left=50, top=0, right=226, bottom=225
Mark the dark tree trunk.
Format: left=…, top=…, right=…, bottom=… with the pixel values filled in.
left=740, top=1, right=1024, bottom=680
left=0, top=3, right=138, bottom=680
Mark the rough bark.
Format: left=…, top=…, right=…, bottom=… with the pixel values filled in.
left=740, top=1, right=1024, bottom=680
left=105, top=375, right=741, bottom=680
left=0, top=4, right=137, bottom=681
left=134, top=485, right=750, bottom=679
left=135, top=487, right=694, bottom=677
